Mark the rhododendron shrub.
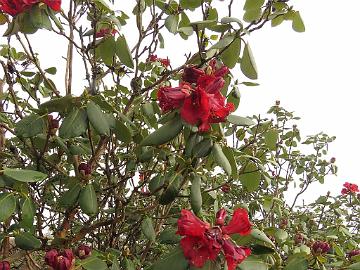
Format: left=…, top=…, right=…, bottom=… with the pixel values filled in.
left=0, top=1, right=359, bottom=270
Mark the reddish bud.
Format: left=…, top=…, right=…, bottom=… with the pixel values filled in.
left=279, top=219, right=288, bottom=229
left=275, top=100, right=280, bottom=106
left=56, top=256, right=72, bottom=270
left=76, top=245, right=92, bottom=259
left=96, top=28, right=117, bottom=38
left=61, top=249, right=74, bottom=262
left=221, top=184, right=231, bottom=193
left=78, top=163, right=91, bottom=176
left=349, top=249, right=360, bottom=260
left=330, top=157, right=336, bottom=163
left=45, top=249, right=59, bottom=268
left=215, top=208, right=227, bottom=226
left=294, top=233, right=304, bottom=245
left=312, top=241, right=330, bottom=254
left=160, top=58, right=170, bottom=67
left=0, top=261, right=10, bottom=270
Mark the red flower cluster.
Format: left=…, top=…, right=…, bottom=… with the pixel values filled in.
left=341, top=182, right=359, bottom=195
left=0, top=0, right=61, bottom=16
left=0, top=261, right=10, bottom=270
left=312, top=241, right=330, bottom=254
left=157, top=60, right=234, bottom=132
left=148, top=54, right=170, bottom=67
left=96, top=28, right=117, bottom=38
left=177, top=208, right=252, bottom=270
left=45, top=249, right=74, bottom=270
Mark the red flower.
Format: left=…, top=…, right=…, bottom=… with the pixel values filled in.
left=341, top=182, right=359, bottom=195
left=42, top=0, right=61, bottom=11
left=157, top=83, right=191, bottom=112
left=222, top=239, right=251, bottom=270
left=182, top=66, right=205, bottom=84
left=96, top=28, right=117, bottom=38
left=177, top=208, right=251, bottom=269
left=0, top=261, right=10, bottom=270
left=148, top=54, right=158, bottom=62
left=177, top=209, right=210, bottom=237
left=45, top=249, right=59, bottom=268
left=222, top=208, right=252, bottom=236
left=56, top=256, right=72, bottom=270
left=78, top=162, right=91, bottom=176
left=312, top=241, right=330, bottom=254
left=216, top=208, right=227, bottom=226
left=159, top=58, right=170, bottom=67
left=0, top=0, right=60, bottom=16
left=181, top=87, right=211, bottom=132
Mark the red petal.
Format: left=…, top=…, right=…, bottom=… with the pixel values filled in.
left=222, top=239, right=251, bottom=270
left=42, top=0, right=61, bottom=11
left=222, top=208, right=252, bottom=236
left=180, top=236, right=217, bottom=268
left=177, top=209, right=210, bottom=237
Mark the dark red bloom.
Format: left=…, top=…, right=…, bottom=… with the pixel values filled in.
left=0, top=261, right=10, bottom=270
left=0, top=0, right=60, bottom=16
left=221, top=184, right=231, bottom=193
left=216, top=208, right=227, bottom=226
left=76, top=245, right=92, bottom=259
left=177, top=208, right=251, bottom=269
left=56, top=256, right=72, bottom=270
left=157, top=83, right=191, bottom=112
left=159, top=58, right=170, bottom=67
left=222, top=208, right=252, bottom=236
left=148, top=54, right=157, bottom=62
left=78, top=163, right=91, bottom=176
left=348, top=249, right=360, bottom=260
left=312, top=241, right=330, bottom=254
left=45, top=249, right=59, bottom=268
left=96, top=28, right=117, bottom=38
left=182, top=66, right=205, bottom=84
left=341, top=182, right=359, bottom=195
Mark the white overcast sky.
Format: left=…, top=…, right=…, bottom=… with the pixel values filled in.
left=1, top=0, right=360, bottom=201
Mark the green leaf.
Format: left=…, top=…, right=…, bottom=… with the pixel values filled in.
left=79, top=184, right=98, bottom=216
left=15, top=114, right=45, bottom=138
left=238, top=256, right=268, bottom=270
left=221, top=16, right=243, bottom=27
left=180, top=0, right=202, bottom=10
left=241, top=43, right=258, bottom=80
left=59, top=108, right=88, bottom=138
left=114, top=120, right=132, bottom=143
left=80, top=256, right=108, bottom=270
left=141, top=217, right=156, bottom=243
left=115, top=35, right=134, bottom=68
left=111, top=258, right=121, bottom=270
left=141, top=116, right=183, bottom=146
left=15, top=232, right=41, bottom=250
left=190, top=174, right=202, bottom=214
left=86, top=101, right=110, bottom=136
left=292, top=11, right=305, bottom=32
left=19, top=12, right=38, bottom=34
left=274, top=229, right=288, bottom=243
left=150, top=246, right=188, bottom=270
left=0, top=193, right=16, bottom=221
left=243, top=0, right=265, bottom=10
left=159, top=175, right=183, bottom=205
left=30, top=6, right=52, bottom=30
left=192, top=138, right=213, bottom=158
left=243, top=9, right=262, bottom=23
left=4, top=168, right=47, bottom=183
left=284, top=255, right=308, bottom=270
left=21, top=196, right=36, bottom=227
left=165, top=14, right=179, bottom=34
left=212, top=143, right=232, bottom=175
left=222, top=146, right=238, bottom=178
left=58, top=183, right=81, bottom=208
left=3, top=17, right=20, bottom=36
left=346, top=262, right=360, bottom=269
left=123, top=258, right=135, bottom=270
left=264, top=129, right=278, bottom=151
left=227, top=115, right=255, bottom=126
left=190, top=20, right=216, bottom=30
left=159, top=228, right=181, bottom=244
left=39, top=95, right=76, bottom=113
left=239, top=163, right=261, bottom=192
left=220, top=37, right=241, bottom=68
left=98, top=36, right=116, bottom=65
left=250, top=244, right=275, bottom=255
left=45, top=67, right=57, bottom=74
left=271, top=15, right=284, bottom=27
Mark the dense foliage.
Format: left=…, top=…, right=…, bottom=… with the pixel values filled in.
left=0, top=0, right=359, bottom=270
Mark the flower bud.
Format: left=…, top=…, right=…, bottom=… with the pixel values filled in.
left=45, top=249, right=59, bottom=268
left=330, top=157, right=336, bottom=163
left=215, top=208, right=227, bottom=226
left=61, top=249, right=74, bottom=263
left=56, top=256, right=72, bottom=270
left=78, top=163, right=91, bottom=176
left=0, top=261, right=10, bottom=270
left=221, top=184, right=230, bottom=193
left=294, top=233, right=304, bottom=245
left=279, top=219, right=288, bottom=229
left=349, top=249, right=360, bottom=260
left=76, top=245, right=92, bottom=259
left=312, top=241, right=330, bottom=254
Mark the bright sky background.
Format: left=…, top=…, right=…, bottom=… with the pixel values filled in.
left=1, top=0, right=360, bottom=202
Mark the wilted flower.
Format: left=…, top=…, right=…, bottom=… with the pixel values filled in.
left=177, top=208, right=251, bottom=270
